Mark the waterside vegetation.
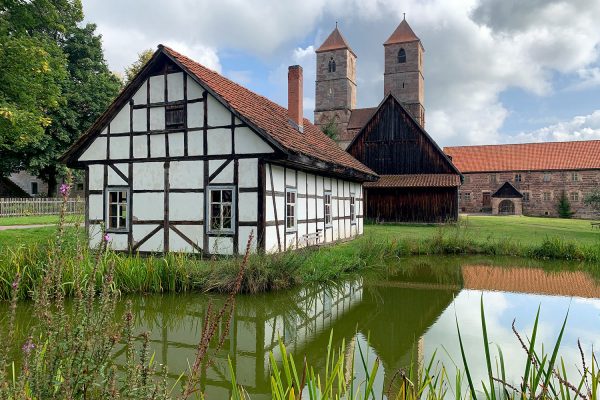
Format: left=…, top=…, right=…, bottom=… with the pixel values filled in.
left=1, top=190, right=599, bottom=398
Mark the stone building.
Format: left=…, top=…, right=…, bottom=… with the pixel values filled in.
left=314, top=18, right=425, bottom=149
left=444, top=141, right=600, bottom=218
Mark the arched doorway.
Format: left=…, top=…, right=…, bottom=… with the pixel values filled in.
left=498, top=199, right=515, bottom=215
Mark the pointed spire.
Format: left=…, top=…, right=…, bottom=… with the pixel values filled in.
left=316, top=24, right=356, bottom=56
left=384, top=18, right=420, bottom=46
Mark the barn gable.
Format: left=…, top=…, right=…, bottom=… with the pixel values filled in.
left=346, top=94, right=459, bottom=176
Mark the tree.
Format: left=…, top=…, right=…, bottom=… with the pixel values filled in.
left=0, top=0, right=121, bottom=195
left=584, top=188, right=600, bottom=217
left=321, top=118, right=339, bottom=140
left=557, top=190, right=574, bottom=218
left=29, top=23, right=122, bottom=195
left=124, top=49, right=153, bottom=84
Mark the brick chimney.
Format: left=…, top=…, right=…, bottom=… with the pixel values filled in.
left=288, top=65, right=303, bottom=131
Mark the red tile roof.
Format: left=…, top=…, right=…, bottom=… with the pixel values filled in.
left=444, top=141, right=600, bottom=173
left=316, top=27, right=355, bottom=56
left=363, top=174, right=460, bottom=188
left=384, top=19, right=420, bottom=45
left=163, top=46, right=375, bottom=178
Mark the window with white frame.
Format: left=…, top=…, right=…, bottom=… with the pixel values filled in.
left=106, top=188, right=129, bottom=231
left=515, top=173, right=522, bottom=182
left=350, top=193, right=356, bottom=223
left=543, top=191, right=551, bottom=201
left=208, top=186, right=235, bottom=233
left=543, top=172, right=551, bottom=182
left=285, top=188, right=297, bottom=231
left=572, top=172, right=579, bottom=182
left=324, top=191, right=332, bottom=226
left=570, top=192, right=579, bottom=202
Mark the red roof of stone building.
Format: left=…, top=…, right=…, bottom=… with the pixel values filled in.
left=444, top=140, right=600, bottom=173
left=364, top=174, right=461, bottom=188
left=384, top=19, right=421, bottom=45
left=316, top=26, right=356, bottom=56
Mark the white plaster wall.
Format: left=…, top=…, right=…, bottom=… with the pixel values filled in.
left=133, top=162, right=164, bottom=190
left=133, top=136, right=147, bottom=158
left=110, top=105, right=130, bottom=134
left=107, top=164, right=128, bottom=185
left=150, top=107, right=165, bottom=130
left=149, top=75, right=164, bottom=103
left=132, top=109, right=146, bottom=131
left=169, top=192, right=203, bottom=221
left=187, top=102, right=204, bottom=128
left=100, top=128, right=108, bottom=136
left=207, top=128, right=232, bottom=155
left=132, top=80, right=147, bottom=105
left=285, top=168, right=295, bottom=187
left=238, top=159, right=257, bottom=188
left=88, top=165, right=104, bottom=190
left=133, top=224, right=163, bottom=252
left=208, top=236, right=233, bottom=254
left=79, top=137, right=107, bottom=161
left=269, top=165, right=285, bottom=192
left=150, top=134, right=166, bottom=158
left=88, top=194, right=103, bottom=220
left=187, top=78, right=204, bottom=100
left=167, top=72, right=184, bottom=102
left=168, top=132, right=185, bottom=157
left=89, top=224, right=103, bottom=248
left=208, top=159, right=233, bottom=183
left=109, top=137, right=130, bottom=160
left=170, top=225, right=203, bottom=252
left=238, top=192, right=257, bottom=222
left=207, top=95, right=231, bottom=126
left=132, top=192, right=164, bottom=220
left=169, top=160, right=203, bottom=189
left=187, top=131, right=203, bottom=156
left=234, top=127, right=273, bottom=154
left=108, top=233, right=128, bottom=251
left=238, top=226, right=257, bottom=254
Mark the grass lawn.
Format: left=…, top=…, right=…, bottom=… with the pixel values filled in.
left=0, top=214, right=83, bottom=226
left=370, top=215, right=600, bottom=246
left=0, top=226, right=57, bottom=249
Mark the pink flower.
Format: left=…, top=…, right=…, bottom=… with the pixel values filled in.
left=104, top=233, right=111, bottom=242
left=59, top=183, right=71, bottom=197
left=22, top=339, right=35, bottom=355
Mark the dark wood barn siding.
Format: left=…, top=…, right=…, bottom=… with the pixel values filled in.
left=366, top=187, right=458, bottom=223
left=347, top=97, right=454, bottom=175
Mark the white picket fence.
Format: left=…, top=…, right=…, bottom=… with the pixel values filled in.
left=0, top=198, right=84, bottom=217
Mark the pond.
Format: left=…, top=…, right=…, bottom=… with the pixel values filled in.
left=5, top=255, right=600, bottom=398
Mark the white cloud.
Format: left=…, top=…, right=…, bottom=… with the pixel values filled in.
left=83, top=0, right=600, bottom=146
left=508, top=110, right=600, bottom=142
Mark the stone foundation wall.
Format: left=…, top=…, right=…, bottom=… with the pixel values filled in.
left=458, top=169, right=600, bottom=219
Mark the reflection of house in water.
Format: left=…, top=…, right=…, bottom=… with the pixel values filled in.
left=118, top=261, right=599, bottom=398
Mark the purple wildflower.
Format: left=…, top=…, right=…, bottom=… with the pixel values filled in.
left=104, top=233, right=111, bottom=242
left=11, top=280, right=18, bottom=290
left=22, top=339, right=35, bottom=355
left=59, top=183, right=71, bottom=197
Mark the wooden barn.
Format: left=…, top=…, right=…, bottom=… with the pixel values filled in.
left=60, top=45, right=377, bottom=255
left=347, top=94, right=461, bottom=223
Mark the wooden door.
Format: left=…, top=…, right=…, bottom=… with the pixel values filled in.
left=482, top=192, right=491, bottom=208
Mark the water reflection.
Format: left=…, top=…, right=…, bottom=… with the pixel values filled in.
left=6, top=256, right=600, bottom=398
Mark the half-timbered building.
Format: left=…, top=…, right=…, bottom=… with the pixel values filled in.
left=61, top=46, right=377, bottom=255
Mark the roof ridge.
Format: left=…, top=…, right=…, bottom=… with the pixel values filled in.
left=445, top=139, right=600, bottom=150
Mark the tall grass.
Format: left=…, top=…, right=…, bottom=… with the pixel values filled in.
left=2, top=217, right=600, bottom=301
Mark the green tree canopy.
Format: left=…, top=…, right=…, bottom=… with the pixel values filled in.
left=0, top=0, right=121, bottom=195
left=124, top=49, right=154, bottom=84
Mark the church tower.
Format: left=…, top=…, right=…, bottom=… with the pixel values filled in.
left=383, top=17, right=425, bottom=127
left=314, top=25, right=357, bottom=138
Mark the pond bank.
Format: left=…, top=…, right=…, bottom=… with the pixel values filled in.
left=1, top=221, right=600, bottom=301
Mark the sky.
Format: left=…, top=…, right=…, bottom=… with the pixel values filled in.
left=82, top=0, right=600, bottom=148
